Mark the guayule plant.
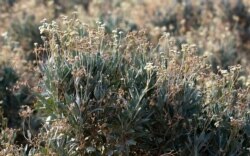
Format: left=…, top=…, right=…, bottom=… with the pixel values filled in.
left=0, top=65, right=39, bottom=155
left=30, top=15, right=250, bottom=155
left=0, top=66, right=20, bottom=129
left=9, top=15, right=43, bottom=61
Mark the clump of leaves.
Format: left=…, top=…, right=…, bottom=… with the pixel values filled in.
left=26, top=16, right=250, bottom=155
left=0, top=66, right=19, bottom=128
left=9, top=14, right=43, bottom=61
left=0, top=65, right=38, bottom=153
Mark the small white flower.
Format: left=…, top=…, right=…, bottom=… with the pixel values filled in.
left=52, top=20, right=57, bottom=25
left=40, top=18, right=47, bottom=23
left=144, top=63, right=154, bottom=71
left=101, top=24, right=106, bottom=28
left=70, top=138, right=76, bottom=142
left=246, top=80, right=250, bottom=87
left=96, top=20, right=102, bottom=25
left=164, top=32, right=170, bottom=38
left=1, top=32, right=8, bottom=38
left=214, top=121, right=220, bottom=127
left=39, top=26, right=46, bottom=34
left=220, top=69, right=228, bottom=76
left=45, top=116, right=52, bottom=124
left=247, top=147, right=250, bottom=152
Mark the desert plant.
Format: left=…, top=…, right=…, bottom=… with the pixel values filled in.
left=8, top=15, right=43, bottom=61
left=24, top=16, right=250, bottom=155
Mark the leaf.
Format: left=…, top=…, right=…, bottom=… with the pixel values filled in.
left=126, top=139, right=137, bottom=146
left=86, top=146, right=96, bottom=153
left=27, top=130, right=32, bottom=140
left=244, top=124, right=250, bottom=137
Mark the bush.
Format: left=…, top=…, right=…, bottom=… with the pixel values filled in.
left=16, top=16, right=249, bottom=155
left=9, top=15, right=43, bottom=61
left=0, top=65, right=38, bottom=155
left=1, top=1, right=250, bottom=155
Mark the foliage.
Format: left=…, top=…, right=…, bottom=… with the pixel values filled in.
left=0, top=65, right=38, bottom=155
left=1, top=0, right=250, bottom=155
left=16, top=17, right=249, bottom=155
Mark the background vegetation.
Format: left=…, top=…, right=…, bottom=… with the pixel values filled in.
left=0, top=0, right=250, bottom=155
